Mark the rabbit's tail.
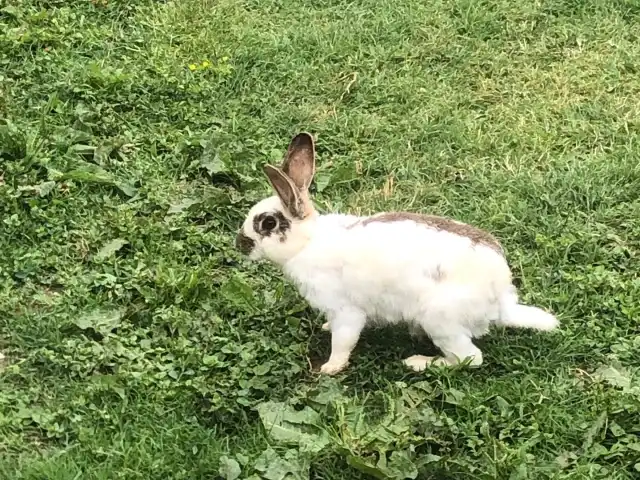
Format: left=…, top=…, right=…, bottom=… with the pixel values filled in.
left=496, top=289, right=558, bottom=331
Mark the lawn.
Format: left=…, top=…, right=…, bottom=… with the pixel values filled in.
left=1, top=0, right=640, bottom=478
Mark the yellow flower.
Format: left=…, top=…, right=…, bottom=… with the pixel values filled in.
left=188, top=64, right=197, bottom=71
left=201, top=60, right=212, bottom=69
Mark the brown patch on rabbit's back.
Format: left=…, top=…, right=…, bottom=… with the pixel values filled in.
left=354, top=212, right=503, bottom=254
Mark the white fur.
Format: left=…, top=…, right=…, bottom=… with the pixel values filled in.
left=241, top=195, right=558, bottom=375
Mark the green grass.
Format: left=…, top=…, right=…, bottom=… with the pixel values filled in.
left=2, top=0, right=640, bottom=478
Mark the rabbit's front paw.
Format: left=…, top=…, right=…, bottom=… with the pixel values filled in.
left=319, top=360, right=347, bottom=375
left=403, top=355, right=437, bottom=372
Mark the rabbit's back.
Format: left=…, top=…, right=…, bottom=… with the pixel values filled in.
left=284, top=215, right=512, bottom=329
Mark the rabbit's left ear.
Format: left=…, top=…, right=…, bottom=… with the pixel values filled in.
left=281, top=132, right=315, bottom=192
left=263, top=164, right=307, bottom=219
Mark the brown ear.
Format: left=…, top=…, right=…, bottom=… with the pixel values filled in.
left=263, top=165, right=306, bottom=218
left=281, top=133, right=315, bottom=192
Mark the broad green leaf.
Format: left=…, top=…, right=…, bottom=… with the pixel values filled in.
left=1, top=6, right=22, bottom=18
left=582, top=411, right=607, bottom=452
left=593, top=365, right=631, bottom=389
left=113, top=387, right=126, bottom=400
left=201, top=149, right=228, bottom=175
left=346, top=455, right=388, bottom=480
left=253, top=363, right=271, bottom=376
left=608, top=421, right=626, bottom=437
left=347, top=451, right=418, bottom=480
left=218, top=456, right=241, bottom=480
left=254, top=448, right=309, bottom=480
left=67, top=144, right=96, bottom=157
left=114, top=180, right=137, bottom=197
left=220, top=275, right=255, bottom=311
left=202, top=355, right=220, bottom=366
left=17, top=182, right=57, bottom=197
left=60, top=164, right=114, bottom=184
left=167, top=198, right=201, bottom=214
left=314, top=171, right=331, bottom=193
left=72, top=309, right=123, bottom=335
left=95, top=238, right=128, bottom=261
left=256, top=401, right=329, bottom=454
left=443, top=388, right=465, bottom=405
left=308, top=377, right=346, bottom=406
left=342, top=403, right=369, bottom=440
left=59, top=162, right=136, bottom=196
left=37, top=181, right=56, bottom=196
left=257, top=401, right=321, bottom=427
left=93, top=139, right=127, bottom=165
left=387, top=450, right=418, bottom=479
left=495, top=395, right=510, bottom=416
left=508, top=463, right=528, bottom=480
left=628, top=442, right=640, bottom=452
left=417, top=454, right=441, bottom=465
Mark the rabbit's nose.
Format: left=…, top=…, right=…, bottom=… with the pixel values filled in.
left=235, top=231, right=255, bottom=255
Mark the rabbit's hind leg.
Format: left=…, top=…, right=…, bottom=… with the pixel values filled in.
left=403, top=334, right=482, bottom=371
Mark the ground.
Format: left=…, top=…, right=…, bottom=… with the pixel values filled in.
left=1, top=0, right=640, bottom=479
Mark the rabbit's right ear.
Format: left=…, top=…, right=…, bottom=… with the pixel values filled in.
left=264, top=165, right=307, bottom=219
left=281, top=133, right=315, bottom=192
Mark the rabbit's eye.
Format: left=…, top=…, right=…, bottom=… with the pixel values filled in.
left=253, top=212, right=289, bottom=238
left=261, top=215, right=277, bottom=231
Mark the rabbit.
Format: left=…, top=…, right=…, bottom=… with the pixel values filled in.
left=235, top=133, right=559, bottom=375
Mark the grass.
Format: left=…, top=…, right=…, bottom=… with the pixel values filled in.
left=1, top=0, right=640, bottom=478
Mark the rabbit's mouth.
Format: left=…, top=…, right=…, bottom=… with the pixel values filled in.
left=235, top=231, right=255, bottom=256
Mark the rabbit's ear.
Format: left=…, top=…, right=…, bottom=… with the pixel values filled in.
left=263, top=165, right=306, bottom=218
left=282, top=133, right=315, bottom=192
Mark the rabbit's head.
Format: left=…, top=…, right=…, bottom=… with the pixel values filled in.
left=235, top=133, right=318, bottom=264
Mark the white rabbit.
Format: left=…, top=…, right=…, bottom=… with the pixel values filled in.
left=236, top=133, right=559, bottom=375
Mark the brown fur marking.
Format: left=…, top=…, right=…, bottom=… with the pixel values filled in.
left=354, top=212, right=503, bottom=254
